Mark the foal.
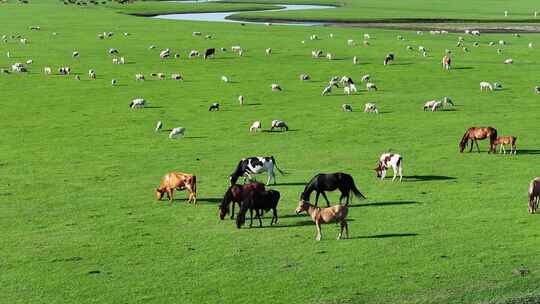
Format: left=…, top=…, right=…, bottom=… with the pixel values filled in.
left=494, top=136, right=517, bottom=154
left=295, top=200, right=349, bottom=241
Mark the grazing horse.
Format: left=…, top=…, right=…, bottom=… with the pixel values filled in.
left=528, top=177, right=540, bottom=214
left=295, top=200, right=349, bottom=241
left=204, top=48, right=215, bottom=59
left=229, top=156, right=286, bottom=185
left=494, top=136, right=517, bottom=154
left=459, top=127, right=498, bottom=153
left=236, top=189, right=280, bottom=228
left=300, top=172, right=366, bottom=207
left=219, top=182, right=265, bottom=220
left=155, top=172, right=197, bottom=204
left=375, top=153, right=403, bottom=182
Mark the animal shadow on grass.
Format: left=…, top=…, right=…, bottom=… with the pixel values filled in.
left=265, top=218, right=355, bottom=229
left=144, top=106, right=163, bottom=109
left=242, top=103, right=261, bottom=107
left=261, top=129, right=300, bottom=133
left=194, top=197, right=222, bottom=204
left=274, top=182, right=307, bottom=186
left=348, top=200, right=419, bottom=208
left=392, top=62, right=414, bottom=66
left=405, top=175, right=455, bottom=182
left=348, top=233, right=418, bottom=240
left=517, top=149, right=540, bottom=155
left=453, top=66, right=474, bottom=70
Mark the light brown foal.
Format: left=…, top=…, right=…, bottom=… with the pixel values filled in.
left=494, top=136, right=517, bottom=155
left=295, top=200, right=349, bottom=241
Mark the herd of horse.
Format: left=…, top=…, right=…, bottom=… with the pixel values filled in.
left=154, top=127, right=530, bottom=240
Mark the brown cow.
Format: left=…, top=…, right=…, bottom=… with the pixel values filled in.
left=295, top=200, right=349, bottom=241
left=155, top=172, right=197, bottom=204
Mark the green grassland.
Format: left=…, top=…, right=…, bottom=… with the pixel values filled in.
left=1, top=1, right=540, bottom=304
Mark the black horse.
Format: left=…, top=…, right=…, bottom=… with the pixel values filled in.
left=237, top=189, right=280, bottom=228
left=300, top=172, right=366, bottom=207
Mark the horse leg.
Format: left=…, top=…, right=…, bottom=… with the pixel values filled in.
left=315, top=192, right=321, bottom=206
left=321, top=192, right=331, bottom=207
left=344, top=221, right=349, bottom=238
left=230, top=202, right=236, bottom=219
left=249, top=209, right=253, bottom=227
left=168, top=189, right=174, bottom=203
left=315, top=221, right=322, bottom=241
left=469, top=139, right=474, bottom=152
left=475, top=139, right=481, bottom=153
left=392, top=166, right=397, bottom=182
left=338, top=221, right=346, bottom=240
left=272, top=208, right=278, bottom=225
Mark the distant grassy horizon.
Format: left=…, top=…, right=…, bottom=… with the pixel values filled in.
left=2, top=1, right=540, bottom=304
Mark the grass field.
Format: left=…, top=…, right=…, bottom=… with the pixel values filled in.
left=2, top=1, right=540, bottom=303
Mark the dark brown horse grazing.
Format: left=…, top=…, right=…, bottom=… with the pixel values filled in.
left=219, top=182, right=265, bottom=220
left=459, top=127, right=498, bottom=153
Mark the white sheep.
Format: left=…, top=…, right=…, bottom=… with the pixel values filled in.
left=271, top=120, right=288, bottom=132
left=431, top=101, right=443, bottom=112
left=221, top=76, right=229, bottom=83
left=321, top=86, right=332, bottom=96
left=189, top=50, right=199, bottom=58
left=271, top=84, right=282, bottom=91
left=366, top=82, right=378, bottom=91
left=347, top=39, right=355, bottom=46
left=111, top=79, right=117, bottom=86
left=171, top=74, right=183, bottom=80
left=364, top=103, right=379, bottom=114
left=423, top=100, right=438, bottom=111
left=169, top=127, right=185, bottom=139
left=238, top=95, right=245, bottom=105
left=326, top=53, right=333, bottom=60
left=342, top=104, right=353, bottom=112
left=26, top=59, right=33, bottom=64
left=135, top=74, right=145, bottom=81
left=88, top=69, right=96, bottom=79
left=130, top=98, right=146, bottom=109
left=353, top=56, right=359, bottom=65
left=361, top=74, right=370, bottom=82
left=504, top=58, right=513, bottom=64
left=44, top=67, right=52, bottom=75
left=155, top=121, right=163, bottom=132
left=265, top=48, right=272, bottom=55
left=363, top=33, right=371, bottom=39
left=480, top=81, right=493, bottom=91
left=250, top=121, right=261, bottom=132
left=300, top=74, right=310, bottom=81
left=311, top=50, right=323, bottom=58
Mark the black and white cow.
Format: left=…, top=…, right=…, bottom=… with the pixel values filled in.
left=229, top=156, right=286, bottom=185
left=204, top=48, right=215, bottom=59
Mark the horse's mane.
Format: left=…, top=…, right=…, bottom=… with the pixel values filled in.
left=459, top=128, right=471, bottom=148
left=219, top=186, right=234, bottom=210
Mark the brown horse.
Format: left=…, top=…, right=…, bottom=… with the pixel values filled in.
left=528, top=177, right=540, bottom=214
left=295, top=200, right=349, bottom=241
left=219, top=182, right=265, bottom=220
left=155, top=172, right=197, bottom=204
left=459, top=127, right=497, bottom=153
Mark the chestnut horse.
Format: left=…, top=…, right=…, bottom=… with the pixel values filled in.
left=219, top=182, right=265, bottom=220
left=459, top=127, right=497, bottom=153
left=155, top=172, right=197, bottom=203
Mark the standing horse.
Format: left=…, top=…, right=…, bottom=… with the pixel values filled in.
left=459, top=127, right=498, bottom=153
left=295, top=200, right=349, bottom=241
left=494, top=136, right=517, bottom=154
left=219, top=182, right=265, bottom=220
left=528, top=177, right=540, bottom=214
left=300, top=173, right=366, bottom=207
left=236, top=189, right=281, bottom=228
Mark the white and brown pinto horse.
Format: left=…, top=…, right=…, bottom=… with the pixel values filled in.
left=375, top=153, right=403, bottom=182
left=155, top=172, right=197, bottom=204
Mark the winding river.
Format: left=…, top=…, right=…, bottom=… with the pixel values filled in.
left=152, top=2, right=335, bottom=26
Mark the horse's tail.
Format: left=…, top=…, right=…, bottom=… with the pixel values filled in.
left=191, top=175, right=197, bottom=195
left=236, top=202, right=248, bottom=228
left=270, top=156, right=287, bottom=175
left=348, top=175, right=366, bottom=200
left=490, top=128, right=498, bottom=152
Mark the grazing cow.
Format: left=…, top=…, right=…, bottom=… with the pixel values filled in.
left=219, top=182, right=265, bottom=220
left=342, top=104, right=352, bottom=112
left=271, top=84, right=282, bottom=91
left=130, top=98, right=145, bottom=109
left=375, top=153, right=403, bottom=182
left=480, top=81, right=493, bottom=91
left=364, top=103, right=379, bottom=113
left=300, top=172, right=366, bottom=206
left=459, top=127, right=498, bottom=153
left=271, top=120, right=288, bottom=132
left=236, top=189, right=280, bottom=228
left=442, top=55, right=451, bottom=70
left=366, top=82, right=378, bottom=91
left=383, top=53, right=394, bottom=65
left=494, top=136, right=517, bottom=154
left=169, top=127, right=185, bottom=139
left=204, top=48, right=215, bottom=59
left=238, top=95, right=244, bottom=105
left=295, top=200, right=349, bottom=241
left=155, top=121, right=163, bottom=132
left=229, top=156, right=286, bottom=185
left=155, top=172, right=197, bottom=204
left=208, top=103, right=220, bottom=111
left=528, top=177, right=540, bottom=214
left=250, top=121, right=261, bottom=132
